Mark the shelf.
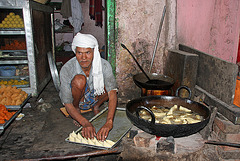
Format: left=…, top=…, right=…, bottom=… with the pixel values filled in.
left=0, top=1, right=54, bottom=96
left=0, top=60, right=28, bottom=64
left=55, top=26, right=73, bottom=33
left=0, top=30, right=25, bottom=35
left=0, top=50, right=27, bottom=52
left=0, top=75, right=29, bottom=80
left=0, top=50, right=27, bottom=58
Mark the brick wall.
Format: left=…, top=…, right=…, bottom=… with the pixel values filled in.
left=212, top=113, right=240, bottom=160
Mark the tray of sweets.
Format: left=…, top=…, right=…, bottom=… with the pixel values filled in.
left=5, top=94, right=31, bottom=110
left=66, top=107, right=132, bottom=150
left=0, top=106, right=22, bottom=134
left=0, top=78, right=30, bottom=88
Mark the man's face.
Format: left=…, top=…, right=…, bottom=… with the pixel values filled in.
left=75, top=47, right=94, bottom=70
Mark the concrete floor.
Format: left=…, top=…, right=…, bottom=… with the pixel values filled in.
left=0, top=80, right=123, bottom=160
left=38, top=80, right=220, bottom=161
left=0, top=79, right=222, bottom=161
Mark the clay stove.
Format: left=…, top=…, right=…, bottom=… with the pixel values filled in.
left=121, top=125, right=208, bottom=161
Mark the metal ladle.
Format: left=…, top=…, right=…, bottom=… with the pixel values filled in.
left=121, top=43, right=170, bottom=86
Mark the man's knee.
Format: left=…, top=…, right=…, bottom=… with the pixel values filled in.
left=71, top=74, right=86, bottom=89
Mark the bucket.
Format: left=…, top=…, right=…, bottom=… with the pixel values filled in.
left=0, top=66, right=16, bottom=77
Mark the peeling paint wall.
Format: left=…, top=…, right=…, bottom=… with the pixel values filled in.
left=115, top=0, right=177, bottom=102
left=177, top=0, right=240, bottom=63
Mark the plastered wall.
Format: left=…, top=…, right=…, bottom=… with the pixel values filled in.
left=177, top=0, right=240, bottom=63
left=115, top=0, right=176, bottom=102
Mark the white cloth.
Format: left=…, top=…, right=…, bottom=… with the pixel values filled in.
left=68, top=0, right=84, bottom=34
left=72, top=33, right=104, bottom=96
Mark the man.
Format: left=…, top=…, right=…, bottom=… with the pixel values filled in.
left=59, top=33, right=117, bottom=141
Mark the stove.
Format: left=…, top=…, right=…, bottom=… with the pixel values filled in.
left=121, top=126, right=207, bottom=160
left=161, top=44, right=240, bottom=160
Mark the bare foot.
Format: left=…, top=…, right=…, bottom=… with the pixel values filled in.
left=73, top=120, right=81, bottom=127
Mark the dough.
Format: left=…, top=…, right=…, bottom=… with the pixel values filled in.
left=179, top=106, right=191, bottom=112
left=105, top=140, right=115, bottom=146
left=103, top=141, right=111, bottom=147
left=167, top=105, right=178, bottom=115
left=75, top=137, right=82, bottom=143
left=87, top=138, right=95, bottom=145
left=69, top=135, right=75, bottom=142
left=68, top=131, right=115, bottom=148
left=154, top=112, right=166, bottom=118
left=77, top=133, right=83, bottom=140
left=81, top=137, right=88, bottom=144
left=69, top=131, right=77, bottom=142
left=140, top=104, right=202, bottom=124
left=162, top=117, right=171, bottom=124
left=95, top=140, right=104, bottom=146
left=185, top=117, right=201, bottom=124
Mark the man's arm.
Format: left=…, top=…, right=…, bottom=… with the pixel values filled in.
left=65, top=103, right=96, bottom=139
left=96, top=89, right=117, bottom=141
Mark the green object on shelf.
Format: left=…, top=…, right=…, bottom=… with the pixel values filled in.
left=56, top=45, right=64, bottom=52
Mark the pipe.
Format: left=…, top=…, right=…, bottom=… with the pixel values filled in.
left=149, top=5, right=166, bottom=73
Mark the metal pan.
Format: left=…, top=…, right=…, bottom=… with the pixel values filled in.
left=133, top=72, right=174, bottom=90
left=47, top=51, right=60, bottom=92
left=126, top=86, right=211, bottom=138
left=66, top=107, right=132, bottom=150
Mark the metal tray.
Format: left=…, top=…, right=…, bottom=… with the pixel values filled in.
left=0, top=50, right=26, bottom=52
left=47, top=52, right=60, bottom=92
left=0, top=50, right=27, bottom=58
left=0, top=107, right=22, bottom=133
left=0, top=76, right=29, bottom=79
left=5, top=94, right=31, bottom=110
left=0, top=28, right=24, bottom=31
left=0, top=82, right=30, bottom=88
left=66, top=107, right=132, bottom=150
left=0, top=77, right=30, bottom=88
left=12, top=84, right=30, bottom=88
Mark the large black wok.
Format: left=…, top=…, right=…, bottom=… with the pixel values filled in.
left=126, top=86, right=210, bottom=138
left=133, top=72, right=175, bottom=90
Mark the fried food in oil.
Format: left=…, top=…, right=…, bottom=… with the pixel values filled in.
left=139, top=105, right=202, bottom=124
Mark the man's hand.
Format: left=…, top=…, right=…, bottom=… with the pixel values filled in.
left=96, top=120, right=113, bottom=141
left=80, top=119, right=96, bottom=139
left=64, top=103, right=97, bottom=139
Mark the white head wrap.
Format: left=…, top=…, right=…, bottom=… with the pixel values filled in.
left=72, top=33, right=104, bottom=96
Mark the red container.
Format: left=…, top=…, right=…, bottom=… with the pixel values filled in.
left=233, top=76, right=240, bottom=107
